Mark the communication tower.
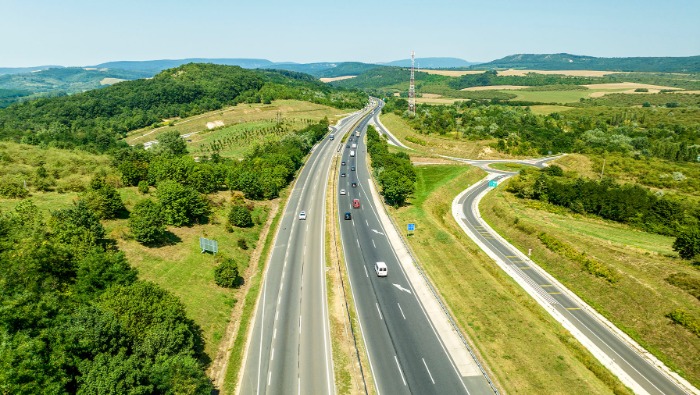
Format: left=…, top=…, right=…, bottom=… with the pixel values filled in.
left=408, top=50, right=416, bottom=117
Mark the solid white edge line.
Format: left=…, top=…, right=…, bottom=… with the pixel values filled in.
left=376, top=303, right=383, bottom=320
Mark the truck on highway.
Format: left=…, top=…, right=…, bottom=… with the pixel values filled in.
left=350, top=150, right=355, bottom=157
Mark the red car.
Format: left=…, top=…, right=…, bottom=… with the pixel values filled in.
left=352, top=199, right=360, bottom=208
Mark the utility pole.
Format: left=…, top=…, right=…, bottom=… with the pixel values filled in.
left=408, top=50, right=416, bottom=117
left=600, top=157, right=606, bottom=179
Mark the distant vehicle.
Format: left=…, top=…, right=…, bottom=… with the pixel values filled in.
left=341, top=161, right=346, bottom=166
left=346, top=144, right=350, bottom=148
left=341, top=172, right=346, bottom=177
left=374, top=262, right=387, bottom=277
left=351, top=182, right=357, bottom=188
left=350, top=150, right=355, bottom=157
left=351, top=143, right=357, bottom=149
left=299, top=211, right=306, bottom=220
left=329, top=134, right=335, bottom=140
left=344, top=212, right=352, bottom=220
left=352, top=199, right=360, bottom=208
left=355, top=131, right=360, bottom=137
left=351, top=166, right=356, bottom=171
left=340, top=189, right=346, bottom=195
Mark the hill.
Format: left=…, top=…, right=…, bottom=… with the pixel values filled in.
left=262, top=62, right=383, bottom=78
left=475, top=53, right=700, bottom=72
left=382, top=57, right=476, bottom=68
left=0, top=65, right=64, bottom=75
left=93, top=58, right=275, bottom=74
left=0, top=63, right=365, bottom=152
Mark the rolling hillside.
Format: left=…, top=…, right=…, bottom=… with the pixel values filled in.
left=475, top=53, right=700, bottom=72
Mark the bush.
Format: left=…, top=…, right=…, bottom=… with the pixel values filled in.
left=156, top=180, right=210, bottom=226
left=237, top=238, right=249, bottom=250
left=214, top=259, right=243, bottom=288
left=634, top=88, right=649, bottom=92
left=228, top=204, right=253, bottom=228
left=138, top=180, right=150, bottom=194
left=673, top=228, right=700, bottom=260
left=128, top=199, right=166, bottom=244
left=81, top=184, right=126, bottom=220
left=0, top=178, right=28, bottom=198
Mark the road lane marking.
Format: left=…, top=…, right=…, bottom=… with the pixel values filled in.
left=393, top=283, right=412, bottom=294
left=271, top=347, right=274, bottom=361
left=273, top=328, right=276, bottom=339
left=566, top=307, right=581, bottom=310
left=548, top=292, right=562, bottom=295
left=364, top=266, right=368, bottom=277
left=356, top=239, right=360, bottom=248
left=398, top=303, right=406, bottom=319
left=422, top=358, right=435, bottom=384
left=366, top=219, right=369, bottom=226
left=372, top=239, right=376, bottom=248
left=275, top=311, right=279, bottom=321
left=268, top=371, right=271, bottom=386
left=376, top=303, right=383, bottom=320
left=299, top=316, right=302, bottom=333
left=394, top=356, right=407, bottom=386
left=541, top=284, right=554, bottom=287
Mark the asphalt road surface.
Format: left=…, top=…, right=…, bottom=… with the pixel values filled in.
left=337, top=108, right=492, bottom=395
left=239, top=108, right=372, bottom=395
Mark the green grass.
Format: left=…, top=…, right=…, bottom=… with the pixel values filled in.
left=528, top=105, right=576, bottom=115
left=387, top=164, right=630, bottom=394
left=481, top=184, right=700, bottom=387
left=487, top=162, right=533, bottom=172
left=110, top=191, right=270, bottom=361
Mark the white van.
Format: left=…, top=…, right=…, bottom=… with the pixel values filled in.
left=374, top=262, right=387, bottom=277
left=351, top=143, right=357, bottom=149
left=350, top=150, right=355, bottom=157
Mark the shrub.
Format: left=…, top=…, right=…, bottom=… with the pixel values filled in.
left=634, top=88, right=649, bottom=92
left=237, top=238, right=249, bottom=250
left=666, top=309, right=700, bottom=337
left=128, top=199, right=166, bottom=244
left=673, top=228, right=700, bottom=260
left=228, top=204, right=253, bottom=228
left=138, top=180, right=150, bottom=194
left=0, top=178, right=28, bottom=198
left=156, top=180, right=210, bottom=226
left=214, top=259, right=243, bottom=288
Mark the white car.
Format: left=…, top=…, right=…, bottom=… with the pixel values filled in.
left=340, top=189, right=346, bottom=195
left=298, top=211, right=306, bottom=220
left=375, top=262, right=387, bottom=277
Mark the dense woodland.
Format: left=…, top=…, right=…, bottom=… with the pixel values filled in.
left=366, top=125, right=416, bottom=206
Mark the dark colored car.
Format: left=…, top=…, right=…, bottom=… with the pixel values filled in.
left=341, top=161, right=346, bottom=166
left=344, top=212, right=352, bottom=220
left=341, top=172, right=346, bottom=177
left=351, top=182, right=357, bottom=188
left=351, top=166, right=356, bottom=171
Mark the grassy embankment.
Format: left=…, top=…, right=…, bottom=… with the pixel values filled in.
left=386, top=163, right=631, bottom=394
left=478, top=165, right=700, bottom=387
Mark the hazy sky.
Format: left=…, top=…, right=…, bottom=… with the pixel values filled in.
left=2, top=0, right=698, bottom=67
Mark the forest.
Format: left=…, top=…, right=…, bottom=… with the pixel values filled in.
left=366, top=125, right=416, bottom=206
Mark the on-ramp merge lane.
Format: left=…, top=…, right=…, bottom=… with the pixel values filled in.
left=457, top=173, right=691, bottom=395
left=239, top=109, right=370, bottom=395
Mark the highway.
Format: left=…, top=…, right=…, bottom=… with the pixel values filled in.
left=238, top=108, right=372, bottom=395
left=453, top=162, right=695, bottom=395
left=337, top=106, right=494, bottom=395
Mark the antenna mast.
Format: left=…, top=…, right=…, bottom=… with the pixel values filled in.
left=408, top=50, right=416, bottom=117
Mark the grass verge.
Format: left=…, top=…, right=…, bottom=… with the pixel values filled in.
left=386, top=164, right=632, bottom=394
left=326, top=155, right=373, bottom=394
left=481, top=184, right=700, bottom=387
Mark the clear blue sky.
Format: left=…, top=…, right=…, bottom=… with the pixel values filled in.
left=2, top=0, right=698, bottom=67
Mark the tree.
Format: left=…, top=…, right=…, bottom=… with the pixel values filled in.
left=81, top=180, right=126, bottom=220
left=228, top=204, right=253, bottom=228
left=155, top=130, right=188, bottom=156
left=49, top=200, right=106, bottom=254
left=156, top=180, right=209, bottom=226
left=673, top=228, right=700, bottom=260
left=214, top=259, right=243, bottom=288
left=128, top=199, right=166, bottom=244
left=379, top=171, right=415, bottom=207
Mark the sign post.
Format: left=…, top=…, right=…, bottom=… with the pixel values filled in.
left=407, top=223, right=415, bottom=236
left=488, top=180, right=498, bottom=188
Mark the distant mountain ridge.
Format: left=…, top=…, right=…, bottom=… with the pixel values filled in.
left=475, top=53, right=700, bottom=72
left=381, top=57, right=477, bottom=68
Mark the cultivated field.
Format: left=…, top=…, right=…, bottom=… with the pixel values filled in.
left=320, top=75, right=356, bottom=83
left=420, top=69, right=485, bottom=77
left=497, top=69, right=620, bottom=77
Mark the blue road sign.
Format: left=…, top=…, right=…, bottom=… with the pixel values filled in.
left=488, top=180, right=498, bottom=188
left=407, top=223, right=415, bottom=231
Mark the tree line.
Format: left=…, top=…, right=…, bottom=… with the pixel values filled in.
left=366, top=125, right=416, bottom=206
left=507, top=166, right=700, bottom=260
